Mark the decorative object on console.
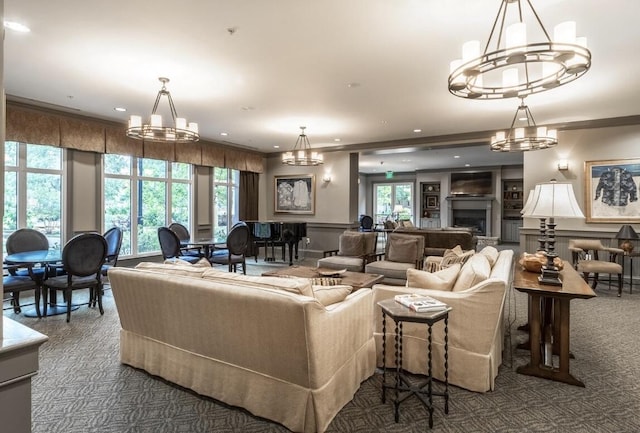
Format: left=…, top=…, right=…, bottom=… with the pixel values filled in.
left=519, top=251, right=564, bottom=273
left=448, top=0, right=591, bottom=100
left=127, top=77, right=199, bottom=143
left=615, top=224, right=639, bottom=253
left=490, top=98, right=557, bottom=152
left=281, top=126, right=323, bottom=166
left=524, top=180, right=584, bottom=285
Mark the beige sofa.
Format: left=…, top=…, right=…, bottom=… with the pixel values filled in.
left=372, top=247, right=514, bottom=392
left=393, top=227, right=478, bottom=256
left=109, top=263, right=376, bottom=433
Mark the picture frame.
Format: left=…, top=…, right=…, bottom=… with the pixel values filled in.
left=584, top=158, right=640, bottom=223
left=274, top=174, right=316, bottom=214
left=511, top=191, right=520, bottom=200
left=426, top=196, right=439, bottom=209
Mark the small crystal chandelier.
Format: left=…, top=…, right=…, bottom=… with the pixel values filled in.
left=126, top=77, right=199, bottom=143
left=448, top=0, right=591, bottom=100
left=490, top=98, right=557, bottom=152
left=281, top=126, right=323, bottom=166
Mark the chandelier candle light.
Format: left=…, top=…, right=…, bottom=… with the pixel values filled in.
left=127, top=77, right=199, bottom=143
left=490, top=97, right=557, bottom=152
left=448, top=0, right=591, bottom=100
left=524, top=180, right=585, bottom=286
left=282, top=126, right=323, bottom=166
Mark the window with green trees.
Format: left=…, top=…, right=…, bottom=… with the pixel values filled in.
left=103, top=154, right=193, bottom=257
left=213, top=167, right=239, bottom=239
left=373, top=182, right=413, bottom=223
left=3, top=141, right=64, bottom=252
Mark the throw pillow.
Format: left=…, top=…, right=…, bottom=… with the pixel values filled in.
left=339, top=234, right=365, bottom=256
left=479, top=246, right=499, bottom=267
left=406, top=263, right=461, bottom=291
left=201, top=269, right=314, bottom=297
left=441, top=248, right=475, bottom=268
left=312, top=285, right=352, bottom=306
left=451, top=253, right=491, bottom=292
left=387, top=236, right=418, bottom=263
left=135, top=262, right=209, bottom=278
left=165, top=258, right=211, bottom=268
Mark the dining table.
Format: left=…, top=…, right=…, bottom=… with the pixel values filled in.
left=180, top=237, right=227, bottom=259
left=4, top=249, right=76, bottom=317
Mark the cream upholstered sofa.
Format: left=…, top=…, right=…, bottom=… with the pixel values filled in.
left=364, top=232, right=425, bottom=285
left=317, top=230, right=378, bottom=272
left=109, top=262, right=376, bottom=433
left=372, top=247, right=514, bottom=392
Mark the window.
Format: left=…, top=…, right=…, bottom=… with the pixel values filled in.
left=373, top=182, right=413, bottom=223
left=103, top=155, right=193, bottom=257
left=213, top=167, right=239, bottom=239
left=3, top=142, right=64, bottom=252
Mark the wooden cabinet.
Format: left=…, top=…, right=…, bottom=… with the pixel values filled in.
left=420, top=182, right=441, bottom=228
left=502, top=179, right=523, bottom=242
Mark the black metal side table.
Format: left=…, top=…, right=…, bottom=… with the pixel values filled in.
left=377, top=298, right=451, bottom=429
left=623, top=251, right=639, bottom=293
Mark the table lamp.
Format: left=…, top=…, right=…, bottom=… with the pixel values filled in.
left=393, top=204, right=404, bottom=221
left=615, top=224, right=639, bottom=253
left=524, top=180, right=585, bottom=286
left=521, top=189, right=547, bottom=252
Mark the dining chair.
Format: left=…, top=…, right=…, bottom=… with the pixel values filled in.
left=3, top=266, right=40, bottom=316
left=209, top=222, right=250, bottom=274
left=169, top=222, right=203, bottom=258
left=359, top=215, right=374, bottom=232
left=569, top=239, right=624, bottom=296
left=157, top=227, right=201, bottom=264
left=101, top=226, right=124, bottom=276
left=42, top=232, right=108, bottom=322
left=5, top=228, right=50, bottom=278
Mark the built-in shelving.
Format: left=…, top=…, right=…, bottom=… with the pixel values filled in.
left=420, top=182, right=441, bottom=228
left=502, top=179, right=523, bottom=242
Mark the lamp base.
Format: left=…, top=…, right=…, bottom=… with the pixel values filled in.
left=538, top=265, right=563, bottom=286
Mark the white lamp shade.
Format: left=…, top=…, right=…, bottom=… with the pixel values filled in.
left=525, top=182, right=585, bottom=219
left=520, top=189, right=536, bottom=215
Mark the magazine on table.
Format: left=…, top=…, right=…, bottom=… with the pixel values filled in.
left=394, top=293, right=448, bottom=313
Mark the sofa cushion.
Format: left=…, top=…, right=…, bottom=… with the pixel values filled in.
left=406, top=263, right=461, bottom=291
left=135, top=262, right=210, bottom=278
left=165, top=258, right=212, bottom=268
left=451, top=253, right=491, bottom=292
left=387, top=236, right=418, bottom=263
left=311, top=285, right=352, bottom=306
left=441, top=246, right=475, bottom=268
left=317, top=255, right=364, bottom=272
left=201, top=268, right=314, bottom=297
left=479, top=246, right=499, bottom=267
left=339, top=234, right=365, bottom=256
left=366, top=260, right=415, bottom=281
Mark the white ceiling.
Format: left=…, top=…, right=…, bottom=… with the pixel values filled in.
left=4, top=1, right=640, bottom=174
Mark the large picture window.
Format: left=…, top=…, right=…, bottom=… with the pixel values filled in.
left=213, top=167, right=239, bottom=239
left=3, top=141, right=64, bottom=252
left=103, top=155, right=193, bottom=257
left=373, top=182, right=414, bottom=223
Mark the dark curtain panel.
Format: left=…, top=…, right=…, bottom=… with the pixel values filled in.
left=239, top=171, right=259, bottom=221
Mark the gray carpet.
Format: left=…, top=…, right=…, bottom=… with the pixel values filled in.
left=6, top=255, right=640, bottom=433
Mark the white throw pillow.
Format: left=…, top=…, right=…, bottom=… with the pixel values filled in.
left=312, top=285, right=352, bottom=306
left=406, top=263, right=461, bottom=291
left=479, top=246, right=499, bottom=267
left=451, top=254, right=491, bottom=292
left=165, top=257, right=211, bottom=268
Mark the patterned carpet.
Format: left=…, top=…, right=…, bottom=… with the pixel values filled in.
left=6, top=255, right=640, bottom=433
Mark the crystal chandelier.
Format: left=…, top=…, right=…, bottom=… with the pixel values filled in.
left=448, top=0, right=591, bottom=100
left=490, top=98, right=557, bottom=151
left=281, top=126, right=323, bottom=166
left=126, top=77, right=199, bottom=143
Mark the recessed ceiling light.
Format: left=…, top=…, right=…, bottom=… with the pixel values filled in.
left=273, top=145, right=280, bottom=149
left=114, top=107, right=127, bottom=112
left=240, top=106, right=255, bottom=111
left=334, top=138, right=341, bottom=142
left=347, top=82, right=360, bottom=88
left=4, top=21, right=30, bottom=33
left=465, top=163, right=471, bottom=167
left=220, top=132, right=228, bottom=136
left=413, top=129, right=422, bottom=133
left=454, top=155, right=460, bottom=159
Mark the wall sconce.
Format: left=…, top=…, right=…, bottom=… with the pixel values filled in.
left=557, top=160, right=569, bottom=171
left=322, top=173, right=332, bottom=183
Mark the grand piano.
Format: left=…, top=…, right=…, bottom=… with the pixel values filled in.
left=244, top=221, right=307, bottom=266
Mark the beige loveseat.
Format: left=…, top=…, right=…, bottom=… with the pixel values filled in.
left=109, top=263, right=376, bottom=433
left=372, top=247, right=514, bottom=392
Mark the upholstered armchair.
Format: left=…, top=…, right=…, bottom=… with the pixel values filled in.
left=364, top=232, right=425, bottom=285
left=317, top=231, right=378, bottom=272
left=569, top=239, right=624, bottom=296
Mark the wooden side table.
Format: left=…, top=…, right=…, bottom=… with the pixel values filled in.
left=377, top=298, right=451, bottom=429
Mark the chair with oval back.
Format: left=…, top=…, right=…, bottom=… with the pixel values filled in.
left=209, top=222, right=250, bottom=274
left=169, top=222, right=203, bottom=258
left=6, top=228, right=50, bottom=277
left=42, top=232, right=108, bottom=322
left=157, top=227, right=201, bottom=264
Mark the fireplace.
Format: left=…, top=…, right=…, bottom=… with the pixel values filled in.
left=446, top=196, right=494, bottom=237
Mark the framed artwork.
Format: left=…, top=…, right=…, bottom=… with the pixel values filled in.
left=426, top=196, right=439, bottom=209
left=274, top=174, right=316, bottom=214
left=584, top=158, right=640, bottom=223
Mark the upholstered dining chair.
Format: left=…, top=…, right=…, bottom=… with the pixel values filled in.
left=209, top=222, right=250, bottom=274
left=157, top=227, right=201, bottom=264
left=359, top=215, right=374, bottom=232
left=3, top=266, right=40, bottom=316
left=569, top=239, right=624, bottom=296
left=169, top=222, right=203, bottom=258
left=42, top=232, right=108, bottom=322
left=5, top=228, right=50, bottom=277
left=101, top=226, right=124, bottom=276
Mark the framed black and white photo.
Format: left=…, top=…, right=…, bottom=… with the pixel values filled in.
left=274, top=174, right=316, bottom=214
left=585, top=158, right=640, bottom=223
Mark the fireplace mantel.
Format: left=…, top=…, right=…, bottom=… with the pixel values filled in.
left=446, top=196, right=495, bottom=236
